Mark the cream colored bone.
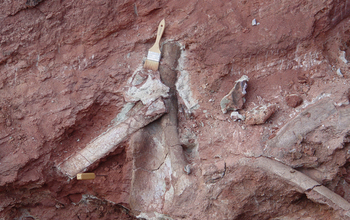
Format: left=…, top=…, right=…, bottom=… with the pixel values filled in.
left=58, top=98, right=167, bottom=178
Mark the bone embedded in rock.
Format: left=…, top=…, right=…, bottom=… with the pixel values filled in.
left=239, top=157, right=350, bottom=218
left=266, top=99, right=336, bottom=149
left=220, top=75, right=249, bottom=113
left=176, top=49, right=199, bottom=111
left=58, top=98, right=167, bottom=178
left=124, top=68, right=169, bottom=105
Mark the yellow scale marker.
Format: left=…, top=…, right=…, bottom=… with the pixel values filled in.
left=77, top=173, right=96, bottom=180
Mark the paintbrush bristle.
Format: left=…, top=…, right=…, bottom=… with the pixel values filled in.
left=144, top=59, right=160, bottom=71
left=144, top=49, right=161, bottom=70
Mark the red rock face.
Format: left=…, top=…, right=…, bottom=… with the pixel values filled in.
left=1, top=0, right=350, bottom=219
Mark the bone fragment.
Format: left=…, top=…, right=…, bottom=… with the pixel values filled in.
left=58, top=98, right=167, bottom=178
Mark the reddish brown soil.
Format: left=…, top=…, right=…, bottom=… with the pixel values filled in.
left=1, top=0, right=350, bottom=219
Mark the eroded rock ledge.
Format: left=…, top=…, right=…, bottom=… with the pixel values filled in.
left=1, top=0, right=350, bottom=219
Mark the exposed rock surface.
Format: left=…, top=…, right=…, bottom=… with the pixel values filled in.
left=1, top=0, right=350, bottom=219
left=220, top=75, right=249, bottom=113
left=245, top=104, right=277, bottom=125
left=286, top=94, right=303, bottom=108
left=129, top=42, right=191, bottom=218
left=59, top=98, right=167, bottom=178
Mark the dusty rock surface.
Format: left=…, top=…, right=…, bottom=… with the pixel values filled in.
left=1, top=0, right=350, bottom=219
left=285, top=94, right=303, bottom=108
left=220, top=75, right=249, bottom=113
left=245, top=104, right=277, bottom=125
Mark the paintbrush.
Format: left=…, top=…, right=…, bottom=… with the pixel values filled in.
left=144, top=19, right=165, bottom=71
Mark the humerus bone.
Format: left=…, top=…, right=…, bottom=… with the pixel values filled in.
left=58, top=98, right=167, bottom=178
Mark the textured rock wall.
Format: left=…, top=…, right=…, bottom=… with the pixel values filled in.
left=1, top=0, right=350, bottom=219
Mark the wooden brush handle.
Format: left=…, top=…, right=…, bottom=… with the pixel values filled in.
left=155, top=19, right=165, bottom=46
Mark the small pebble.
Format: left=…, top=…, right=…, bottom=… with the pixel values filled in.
left=184, top=164, right=191, bottom=175
left=337, top=68, right=343, bottom=77
left=230, top=111, right=245, bottom=121
left=286, top=94, right=303, bottom=108
left=252, top=19, right=260, bottom=26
